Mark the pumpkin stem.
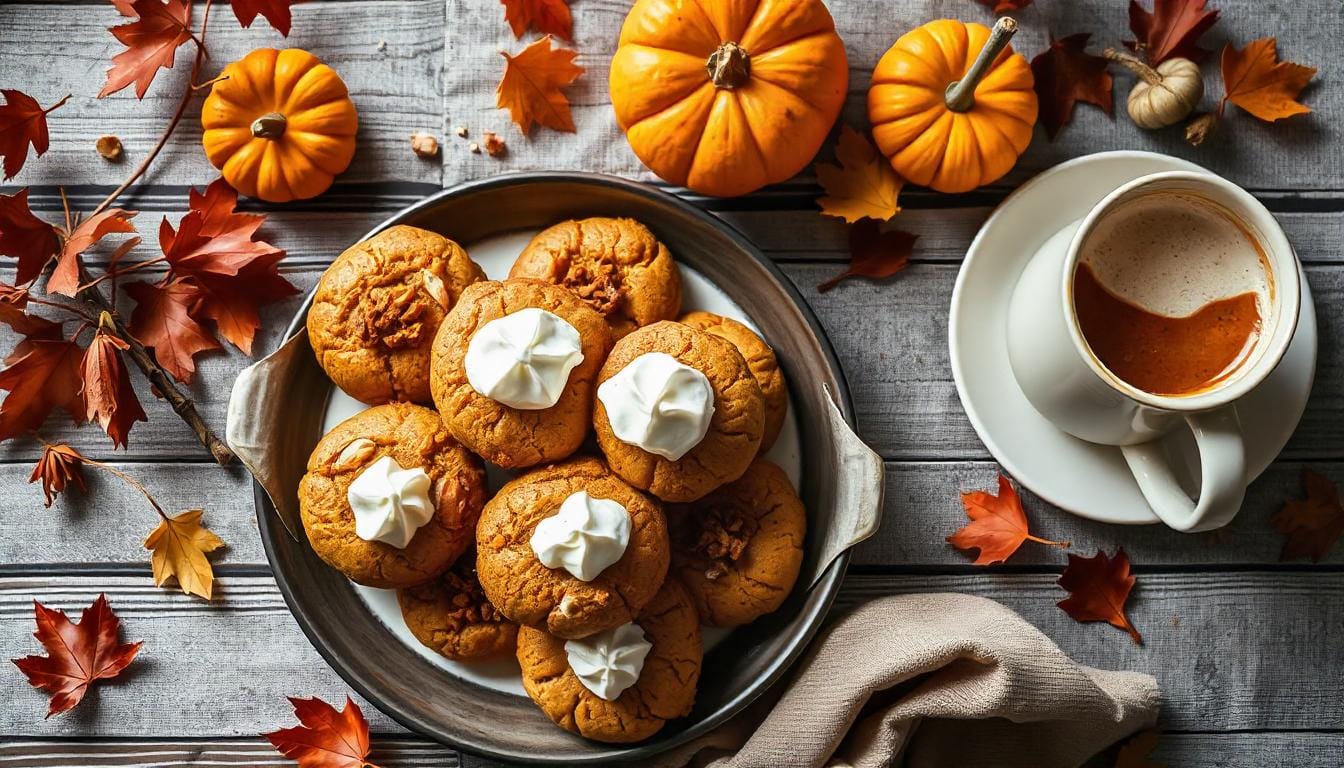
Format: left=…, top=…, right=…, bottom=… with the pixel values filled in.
left=250, top=111, right=288, bottom=140
left=1102, top=47, right=1163, bottom=86
left=707, top=42, right=751, bottom=90
left=945, top=17, right=1019, bottom=113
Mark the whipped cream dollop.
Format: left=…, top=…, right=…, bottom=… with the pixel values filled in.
left=530, top=491, right=631, bottom=581
left=465, top=307, right=584, bottom=409
left=347, top=455, right=434, bottom=549
left=597, top=352, right=714, bottom=460
left=564, top=622, right=652, bottom=701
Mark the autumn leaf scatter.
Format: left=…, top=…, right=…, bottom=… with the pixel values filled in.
left=12, top=594, right=142, bottom=717
left=265, top=696, right=380, bottom=768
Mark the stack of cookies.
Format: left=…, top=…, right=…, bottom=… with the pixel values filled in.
left=297, top=218, right=806, bottom=743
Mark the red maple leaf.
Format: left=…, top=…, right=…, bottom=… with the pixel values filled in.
left=100, top=0, right=196, bottom=100
left=0, top=282, right=61, bottom=337
left=817, top=219, right=916, bottom=292
left=125, top=279, right=220, bottom=384
left=231, top=0, right=299, bottom=36
left=47, top=208, right=138, bottom=297
left=82, top=327, right=148, bottom=448
left=1270, top=469, right=1344, bottom=563
left=1057, top=548, right=1143, bottom=644
left=974, top=0, right=1034, bottom=11
left=1127, top=0, right=1220, bottom=65
left=947, top=474, right=1069, bottom=565
left=12, top=594, right=142, bottom=717
left=1031, top=33, right=1114, bottom=141
left=0, top=190, right=60, bottom=285
left=502, top=0, right=573, bottom=41
left=265, top=696, right=377, bottom=768
left=29, top=443, right=88, bottom=507
left=0, top=329, right=85, bottom=442
left=0, top=90, right=70, bottom=180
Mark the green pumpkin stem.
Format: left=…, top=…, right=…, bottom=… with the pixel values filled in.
left=945, top=17, right=1018, bottom=113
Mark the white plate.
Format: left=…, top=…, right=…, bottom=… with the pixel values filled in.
left=321, top=229, right=801, bottom=695
left=949, top=150, right=1317, bottom=525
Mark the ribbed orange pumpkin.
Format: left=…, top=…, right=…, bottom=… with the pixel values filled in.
left=201, top=49, right=358, bottom=203
left=868, top=18, right=1037, bottom=194
left=610, top=0, right=848, bottom=198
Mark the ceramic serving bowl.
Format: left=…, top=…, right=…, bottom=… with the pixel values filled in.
left=236, top=172, right=882, bottom=764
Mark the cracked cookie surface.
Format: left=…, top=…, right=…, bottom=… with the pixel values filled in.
left=397, top=553, right=517, bottom=660
left=298, top=403, right=487, bottom=589
left=475, top=457, right=669, bottom=640
left=510, top=217, right=681, bottom=339
left=308, top=225, right=485, bottom=404
left=594, top=321, right=765, bottom=502
left=679, top=311, right=788, bottom=452
left=516, top=579, right=701, bottom=743
left=430, top=279, right=613, bottom=468
left=670, top=459, right=805, bottom=627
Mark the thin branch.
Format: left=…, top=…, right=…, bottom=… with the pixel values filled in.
left=85, top=458, right=168, bottom=520
left=78, top=255, right=166, bottom=293
left=24, top=295, right=99, bottom=323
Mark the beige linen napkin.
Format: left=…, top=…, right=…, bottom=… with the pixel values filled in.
left=663, top=593, right=1160, bottom=768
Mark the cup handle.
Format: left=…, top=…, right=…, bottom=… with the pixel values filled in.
left=1120, top=406, right=1246, bottom=532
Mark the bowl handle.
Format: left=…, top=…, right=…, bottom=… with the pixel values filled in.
left=805, top=389, right=885, bottom=588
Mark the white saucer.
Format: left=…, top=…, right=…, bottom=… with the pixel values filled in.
left=949, top=151, right=1318, bottom=525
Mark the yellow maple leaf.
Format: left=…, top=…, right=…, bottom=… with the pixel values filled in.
left=144, top=509, right=225, bottom=600
left=496, top=35, right=583, bottom=135
left=815, top=124, right=903, bottom=223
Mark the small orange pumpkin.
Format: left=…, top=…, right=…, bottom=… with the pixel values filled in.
left=201, top=48, right=358, bottom=203
left=610, top=0, right=848, bottom=198
left=868, top=18, right=1037, bottom=194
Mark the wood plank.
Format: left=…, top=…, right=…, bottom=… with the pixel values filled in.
left=0, top=738, right=459, bottom=767
left=2, top=573, right=1340, bottom=736
left=0, top=1, right=444, bottom=188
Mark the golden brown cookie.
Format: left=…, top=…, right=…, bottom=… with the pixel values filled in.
left=475, top=457, right=670, bottom=640
left=308, top=225, right=485, bottom=404
left=679, top=311, right=788, bottom=451
left=517, top=579, right=701, bottom=743
left=594, top=321, right=764, bottom=502
left=671, top=459, right=805, bottom=627
left=397, top=553, right=518, bottom=660
left=298, top=403, right=487, bottom=589
left=510, top=217, right=681, bottom=339
left=430, top=279, right=613, bottom=468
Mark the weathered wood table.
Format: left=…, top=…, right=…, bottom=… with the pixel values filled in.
left=2, top=0, right=1340, bottom=765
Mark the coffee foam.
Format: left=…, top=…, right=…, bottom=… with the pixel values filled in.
left=1079, top=191, right=1270, bottom=318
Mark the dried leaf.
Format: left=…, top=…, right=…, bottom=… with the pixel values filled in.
left=502, top=0, right=573, bottom=41
left=48, top=208, right=138, bottom=297
left=1270, top=469, right=1344, bottom=563
left=947, top=474, right=1069, bottom=565
left=231, top=0, right=298, bottom=37
left=0, top=334, right=85, bottom=442
left=1127, top=0, right=1219, bottom=65
left=265, top=696, right=374, bottom=768
left=82, top=327, right=148, bottom=448
left=817, top=219, right=915, bottom=293
left=0, top=90, right=69, bottom=180
left=1057, top=548, right=1142, bottom=644
left=0, top=190, right=60, bottom=285
left=1218, top=38, right=1315, bottom=122
left=99, top=0, right=195, bottom=100
left=1031, top=33, right=1113, bottom=141
left=11, top=594, right=142, bottom=717
left=496, top=35, right=583, bottom=134
left=815, top=125, right=903, bottom=224
left=144, top=509, right=226, bottom=599
left=0, top=282, right=63, bottom=338
left=1114, top=728, right=1166, bottom=768
left=125, top=279, right=220, bottom=384
left=29, top=443, right=88, bottom=507
left=974, top=0, right=1033, bottom=11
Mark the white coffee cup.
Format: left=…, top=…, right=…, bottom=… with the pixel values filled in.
left=1006, top=171, right=1301, bottom=532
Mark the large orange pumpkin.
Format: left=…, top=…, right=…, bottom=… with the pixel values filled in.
left=201, top=48, right=358, bottom=203
left=610, top=0, right=848, bottom=198
left=868, top=18, right=1037, bottom=194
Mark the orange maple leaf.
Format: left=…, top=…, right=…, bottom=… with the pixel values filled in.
left=100, top=0, right=196, bottom=100
left=815, top=124, right=903, bottom=224
left=947, top=474, right=1069, bottom=565
left=47, top=208, right=138, bottom=297
left=29, top=443, right=88, bottom=508
left=0, top=333, right=86, bottom=443
left=502, top=0, right=572, bottom=41
left=1057, top=548, right=1142, bottom=644
left=11, top=594, right=142, bottom=717
left=265, top=696, right=381, bottom=768
left=82, top=325, right=148, bottom=449
left=1270, top=469, right=1344, bottom=563
left=1218, top=38, right=1315, bottom=122
left=125, top=279, right=220, bottom=384
left=817, top=219, right=916, bottom=293
left=0, top=90, right=70, bottom=180
left=497, top=35, right=583, bottom=135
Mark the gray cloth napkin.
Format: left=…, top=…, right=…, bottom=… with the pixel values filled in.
left=660, top=593, right=1160, bottom=768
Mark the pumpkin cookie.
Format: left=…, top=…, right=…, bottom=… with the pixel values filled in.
left=298, top=402, right=487, bottom=589
left=594, top=321, right=764, bottom=502
left=430, top=279, right=612, bottom=468
left=671, top=459, right=805, bottom=627
left=510, top=217, right=681, bottom=339
left=397, top=554, right=517, bottom=660
left=517, top=579, right=701, bottom=743
left=679, top=311, right=788, bottom=451
left=475, top=457, right=670, bottom=640
left=308, top=225, right=485, bottom=404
